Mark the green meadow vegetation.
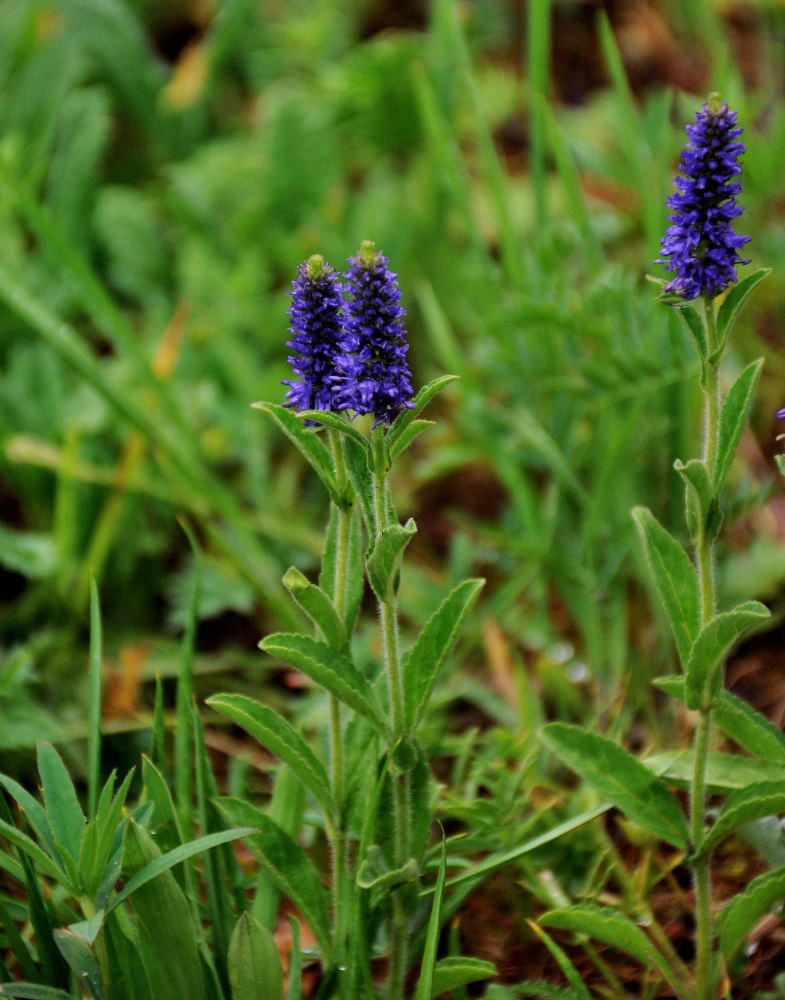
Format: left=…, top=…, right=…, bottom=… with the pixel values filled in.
left=2, top=0, right=785, bottom=996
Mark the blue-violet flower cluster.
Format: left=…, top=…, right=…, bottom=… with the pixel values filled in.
left=658, top=97, right=750, bottom=301
left=283, top=242, right=414, bottom=427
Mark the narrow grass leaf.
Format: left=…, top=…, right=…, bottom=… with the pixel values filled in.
left=0, top=988, right=80, bottom=999
left=701, top=782, right=785, bottom=857
left=413, top=833, right=447, bottom=1000
left=217, top=797, right=332, bottom=961
left=403, top=579, right=484, bottom=728
left=632, top=507, right=701, bottom=666
left=252, top=763, right=306, bottom=930
left=656, top=678, right=785, bottom=762
left=366, top=518, right=417, bottom=600
left=542, top=724, right=688, bottom=848
left=714, top=358, right=764, bottom=491
left=283, top=567, right=348, bottom=653
left=429, top=957, right=497, bottom=998
left=252, top=403, right=339, bottom=503
left=175, top=519, right=201, bottom=840
left=685, top=602, right=769, bottom=710
left=0, top=896, right=38, bottom=982
left=718, top=863, right=785, bottom=964
left=228, top=912, right=284, bottom=1000
left=206, top=693, right=337, bottom=829
left=37, top=743, right=85, bottom=863
left=716, top=268, right=771, bottom=348
left=527, top=924, right=591, bottom=1000
left=260, top=634, right=389, bottom=738
left=286, top=917, right=302, bottom=1000
left=87, top=578, right=102, bottom=818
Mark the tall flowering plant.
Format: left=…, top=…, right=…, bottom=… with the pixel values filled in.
left=209, top=244, right=486, bottom=999
left=539, top=95, right=777, bottom=999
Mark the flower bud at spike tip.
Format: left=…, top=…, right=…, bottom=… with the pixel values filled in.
left=334, top=243, right=415, bottom=427
left=282, top=256, right=345, bottom=421
left=657, top=97, right=751, bottom=301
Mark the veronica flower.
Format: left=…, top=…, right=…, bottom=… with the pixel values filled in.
left=282, top=255, right=345, bottom=417
left=658, top=96, right=751, bottom=301
left=334, top=241, right=414, bottom=427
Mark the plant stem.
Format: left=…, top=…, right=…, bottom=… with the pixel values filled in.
left=328, top=432, right=352, bottom=989
left=691, top=299, right=721, bottom=1000
left=371, top=427, right=411, bottom=1000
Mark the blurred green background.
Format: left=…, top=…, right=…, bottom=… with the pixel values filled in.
left=1, top=0, right=785, bottom=769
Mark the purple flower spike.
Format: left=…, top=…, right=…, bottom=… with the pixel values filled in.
left=658, top=96, right=751, bottom=301
left=282, top=255, right=345, bottom=420
left=335, top=241, right=414, bottom=427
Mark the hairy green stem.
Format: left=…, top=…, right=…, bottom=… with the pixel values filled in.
left=371, top=428, right=411, bottom=1000
left=328, top=432, right=352, bottom=990
left=691, top=299, right=721, bottom=1000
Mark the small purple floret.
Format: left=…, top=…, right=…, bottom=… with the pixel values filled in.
left=282, top=255, right=345, bottom=420
left=334, top=242, right=414, bottom=426
left=658, top=98, right=751, bottom=301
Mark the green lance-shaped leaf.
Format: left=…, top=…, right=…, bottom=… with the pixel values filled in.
left=642, top=750, right=785, bottom=793
left=260, top=633, right=390, bottom=738
left=366, top=518, right=417, bottom=600
left=120, top=820, right=209, bottom=1000
left=655, top=678, right=785, bottom=762
left=343, top=435, right=377, bottom=535
left=251, top=402, right=342, bottom=505
left=674, top=458, right=721, bottom=545
left=428, top=957, right=497, bottom=998
left=403, top=578, right=485, bottom=728
left=297, top=409, right=371, bottom=454
left=283, top=567, right=348, bottom=653
left=542, top=723, right=689, bottom=848
left=53, top=929, right=106, bottom=1000
left=385, top=375, right=458, bottom=459
left=632, top=507, right=701, bottom=667
left=37, top=742, right=86, bottom=867
left=714, top=357, right=764, bottom=492
left=389, top=419, right=435, bottom=459
left=540, top=904, right=657, bottom=966
left=206, top=694, right=337, bottom=830
left=700, top=782, right=785, bottom=858
left=718, top=863, right=785, bottom=965
left=684, top=601, right=769, bottom=710
left=674, top=302, right=709, bottom=365
left=716, top=267, right=771, bottom=350
left=228, top=912, right=284, bottom=1000
left=217, top=797, right=332, bottom=961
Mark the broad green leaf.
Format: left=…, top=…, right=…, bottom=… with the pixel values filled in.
left=100, top=910, right=155, bottom=1000
left=714, top=358, right=764, bottom=491
left=251, top=402, right=340, bottom=504
left=718, top=863, right=785, bottom=964
left=655, top=678, right=785, bottom=762
left=643, top=750, right=785, bottom=792
left=716, top=268, right=771, bottom=348
left=701, top=782, right=785, bottom=858
left=119, top=821, right=209, bottom=1000
left=206, top=694, right=337, bottom=829
left=228, top=912, right=284, bottom=1000
left=386, top=375, right=458, bottom=457
left=674, top=458, right=719, bottom=544
left=403, top=579, right=484, bottom=728
left=108, top=825, right=257, bottom=911
left=540, top=905, right=659, bottom=966
left=542, top=724, right=688, bottom=848
left=260, top=634, right=389, bottom=738
left=37, top=742, right=85, bottom=863
left=413, top=833, right=447, bottom=1000
left=366, top=518, right=417, bottom=600
left=283, top=567, right=348, bottom=653
left=429, top=957, right=497, bottom=998
left=388, top=419, right=435, bottom=459
left=53, top=930, right=106, bottom=1000
left=684, top=601, right=769, bottom=710
left=632, top=507, right=700, bottom=666
left=217, top=798, right=332, bottom=961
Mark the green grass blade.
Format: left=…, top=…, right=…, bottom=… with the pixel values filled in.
left=87, top=578, right=102, bottom=818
